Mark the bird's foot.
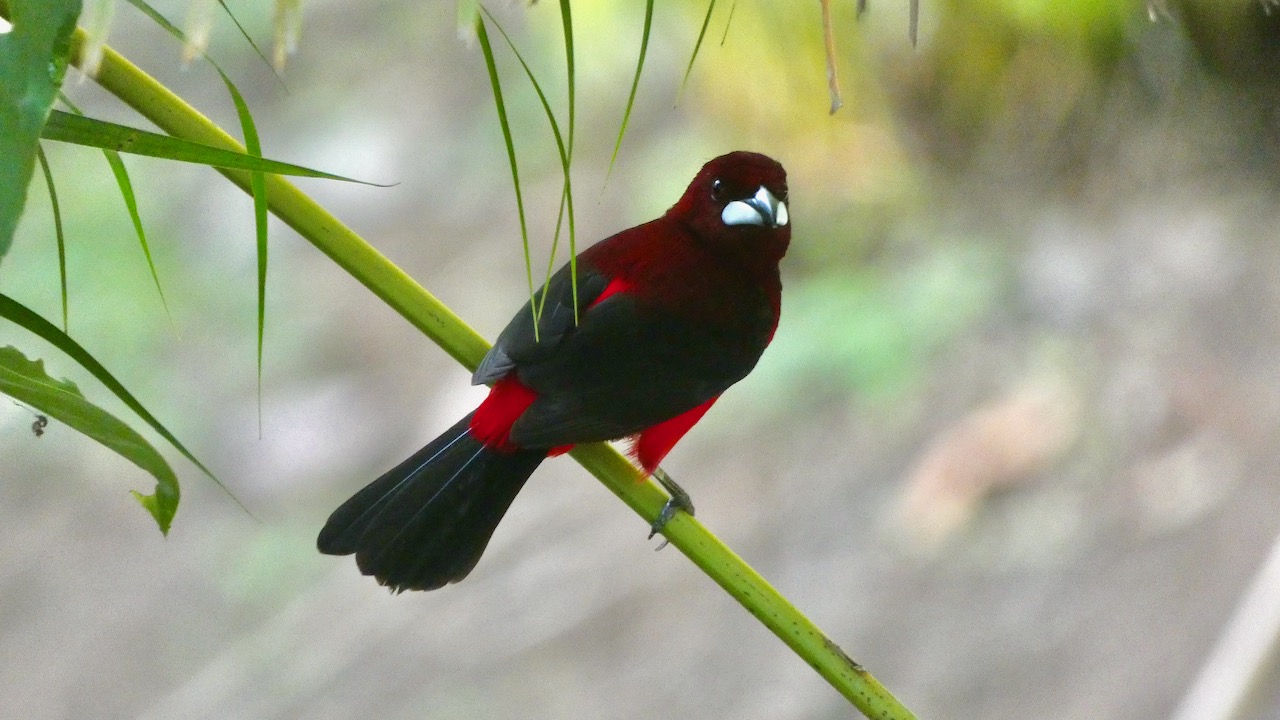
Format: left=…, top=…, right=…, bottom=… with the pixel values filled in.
left=648, top=467, right=695, bottom=542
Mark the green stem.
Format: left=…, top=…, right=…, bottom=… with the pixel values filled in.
left=65, top=30, right=917, bottom=720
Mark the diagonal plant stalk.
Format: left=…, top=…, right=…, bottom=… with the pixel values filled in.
left=62, top=29, right=917, bottom=720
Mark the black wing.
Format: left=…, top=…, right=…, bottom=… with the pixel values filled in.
left=472, top=262, right=612, bottom=385
left=506, top=289, right=767, bottom=447
left=475, top=267, right=771, bottom=449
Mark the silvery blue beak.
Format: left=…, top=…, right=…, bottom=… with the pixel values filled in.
left=721, top=186, right=788, bottom=228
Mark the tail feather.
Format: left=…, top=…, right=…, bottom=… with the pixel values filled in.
left=318, top=412, right=546, bottom=592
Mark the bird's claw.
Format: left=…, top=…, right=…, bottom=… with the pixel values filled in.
left=648, top=468, right=695, bottom=542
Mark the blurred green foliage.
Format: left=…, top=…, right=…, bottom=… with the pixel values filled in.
left=753, top=241, right=1003, bottom=409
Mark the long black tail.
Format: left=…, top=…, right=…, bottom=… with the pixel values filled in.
left=317, top=412, right=546, bottom=592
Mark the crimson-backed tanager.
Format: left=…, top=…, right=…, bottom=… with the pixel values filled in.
left=318, top=151, right=791, bottom=592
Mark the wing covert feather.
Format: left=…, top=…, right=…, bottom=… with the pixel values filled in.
left=472, top=264, right=611, bottom=385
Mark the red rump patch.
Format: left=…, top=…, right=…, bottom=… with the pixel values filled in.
left=470, top=376, right=572, bottom=455
left=470, top=376, right=538, bottom=452
left=632, top=397, right=718, bottom=473
left=588, top=276, right=634, bottom=309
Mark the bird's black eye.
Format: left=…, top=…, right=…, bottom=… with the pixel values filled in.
left=711, top=178, right=724, bottom=201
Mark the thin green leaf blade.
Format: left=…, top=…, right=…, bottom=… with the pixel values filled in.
left=608, top=0, right=653, bottom=176
left=720, top=0, right=738, bottom=45
left=680, top=0, right=718, bottom=97
left=35, top=144, right=69, bottom=331
left=0, top=0, right=79, bottom=257
left=40, top=110, right=383, bottom=184
left=482, top=12, right=569, bottom=166
left=55, top=96, right=171, bottom=321
left=536, top=186, right=569, bottom=324
left=481, top=10, right=576, bottom=328
left=214, top=0, right=287, bottom=88
left=102, top=147, right=172, bottom=318
left=0, top=345, right=179, bottom=534
left=558, top=0, right=575, bottom=156
left=120, top=0, right=186, bottom=49
left=122, top=0, right=274, bottom=428
left=55, top=96, right=171, bottom=319
left=474, top=15, right=537, bottom=336
left=556, top=0, right=578, bottom=322
left=222, top=72, right=269, bottom=435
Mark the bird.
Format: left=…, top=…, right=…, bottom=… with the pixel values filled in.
left=318, top=150, right=791, bottom=592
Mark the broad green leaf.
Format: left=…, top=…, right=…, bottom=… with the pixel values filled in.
left=0, top=291, right=245, bottom=515
left=0, top=0, right=80, bottom=258
left=0, top=345, right=179, bottom=534
left=40, top=110, right=382, bottom=184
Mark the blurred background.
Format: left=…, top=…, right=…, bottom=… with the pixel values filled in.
left=3, top=0, right=1280, bottom=718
